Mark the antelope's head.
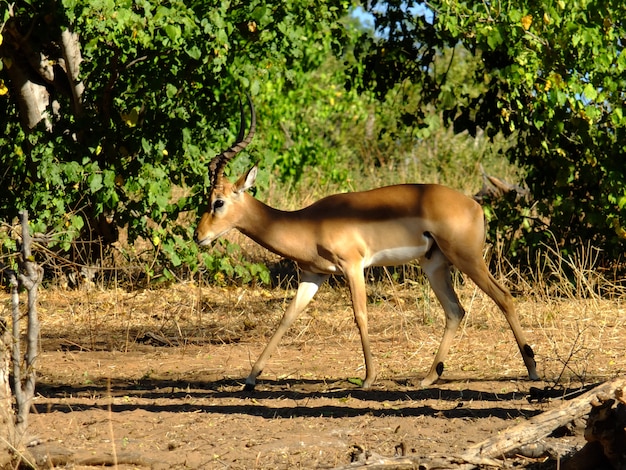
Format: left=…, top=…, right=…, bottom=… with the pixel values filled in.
left=194, top=96, right=257, bottom=246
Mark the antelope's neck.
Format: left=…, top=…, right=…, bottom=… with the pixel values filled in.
left=237, top=194, right=311, bottom=262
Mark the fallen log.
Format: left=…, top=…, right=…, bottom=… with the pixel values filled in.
left=461, top=377, right=625, bottom=462
left=563, top=387, right=626, bottom=470
left=334, top=376, right=626, bottom=469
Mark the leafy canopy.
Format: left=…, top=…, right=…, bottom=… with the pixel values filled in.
left=2, top=0, right=625, bottom=285
left=355, top=0, right=626, bottom=264
left=0, top=0, right=351, bottom=283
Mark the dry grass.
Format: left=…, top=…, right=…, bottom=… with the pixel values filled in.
left=29, top=257, right=626, bottom=390
left=4, top=258, right=625, bottom=469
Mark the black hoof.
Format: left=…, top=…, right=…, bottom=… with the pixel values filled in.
left=243, top=382, right=256, bottom=392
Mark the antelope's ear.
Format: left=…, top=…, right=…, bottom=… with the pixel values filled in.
left=234, top=166, right=258, bottom=194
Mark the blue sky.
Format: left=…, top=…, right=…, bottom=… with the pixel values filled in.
left=351, top=2, right=434, bottom=31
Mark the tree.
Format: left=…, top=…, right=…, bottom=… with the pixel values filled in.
left=0, top=212, right=42, bottom=465
left=354, top=0, right=626, bottom=266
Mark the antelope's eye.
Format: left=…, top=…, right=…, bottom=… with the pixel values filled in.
left=213, top=199, right=225, bottom=211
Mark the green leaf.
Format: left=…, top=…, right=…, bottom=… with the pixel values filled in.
left=89, top=173, right=103, bottom=193
left=164, top=24, right=181, bottom=42
left=486, top=27, right=503, bottom=50
left=166, top=83, right=178, bottom=99
left=583, top=83, right=597, bottom=101
left=186, top=45, right=201, bottom=60
left=70, top=214, right=85, bottom=231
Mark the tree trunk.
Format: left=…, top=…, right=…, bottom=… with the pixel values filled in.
left=0, top=211, right=43, bottom=466
left=0, top=310, right=15, bottom=467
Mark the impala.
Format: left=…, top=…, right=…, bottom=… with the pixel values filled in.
left=194, top=96, right=539, bottom=390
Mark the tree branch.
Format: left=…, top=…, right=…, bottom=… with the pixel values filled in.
left=60, top=29, right=85, bottom=118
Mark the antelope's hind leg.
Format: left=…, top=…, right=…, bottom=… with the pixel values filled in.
left=457, top=260, right=539, bottom=382
left=419, top=248, right=466, bottom=387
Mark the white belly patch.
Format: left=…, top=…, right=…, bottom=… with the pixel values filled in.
left=366, top=244, right=431, bottom=267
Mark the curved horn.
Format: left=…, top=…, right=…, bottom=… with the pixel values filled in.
left=209, top=94, right=256, bottom=190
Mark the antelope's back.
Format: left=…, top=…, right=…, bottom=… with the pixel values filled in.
left=301, top=184, right=480, bottom=223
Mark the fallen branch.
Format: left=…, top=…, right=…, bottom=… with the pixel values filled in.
left=563, top=388, right=626, bottom=470
left=334, top=377, right=626, bottom=469
left=26, top=443, right=155, bottom=468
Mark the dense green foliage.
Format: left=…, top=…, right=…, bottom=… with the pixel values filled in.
left=354, top=0, right=626, bottom=264
left=0, top=0, right=352, bottom=283
left=2, top=0, right=625, bottom=286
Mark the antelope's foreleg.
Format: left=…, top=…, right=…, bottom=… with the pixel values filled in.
left=244, top=271, right=328, bottom=391
left=345, top=265, right=376, bottom=388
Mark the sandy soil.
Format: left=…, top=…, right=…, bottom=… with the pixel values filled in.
left=5, top=281, right=626, bottom=468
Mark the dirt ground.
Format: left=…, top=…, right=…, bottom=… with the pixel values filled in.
left=5, top=280, right=626, bottom=469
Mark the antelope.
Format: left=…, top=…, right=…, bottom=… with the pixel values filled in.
left=194, top=96, right=539, bottom=391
